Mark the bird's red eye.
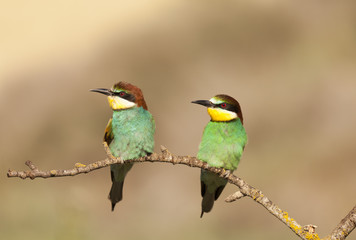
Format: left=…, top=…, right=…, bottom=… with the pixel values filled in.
left=220, top=103, right=227, bottom=108
left=119, top=92, right=125, bottom=97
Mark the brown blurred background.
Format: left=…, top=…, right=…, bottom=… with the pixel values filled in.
left=1, top=1, right=356, bottom=239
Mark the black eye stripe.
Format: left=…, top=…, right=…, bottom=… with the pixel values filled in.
left=113, top=91, right=136, bottom=102
left=214, top=103, right=230, bottom=108
left=112, top=91, right=124, bottom=97
left=214, top=103, right=238, bottom=113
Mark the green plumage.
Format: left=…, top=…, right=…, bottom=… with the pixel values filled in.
left=198, top=119, right=246, bottom=169
left=108, top=107, right=155, bottom=210
left=109, top=107, right=155, bottom=159
left=198, top=119, right=247, bottom=217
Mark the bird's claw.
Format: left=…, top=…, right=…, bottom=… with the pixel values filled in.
left=221, top=169, right=232, bottom=178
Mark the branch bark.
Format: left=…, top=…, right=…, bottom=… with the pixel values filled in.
left=7, top=143, right=355, bottom=240
left=326, top=205, right=356, bottom=240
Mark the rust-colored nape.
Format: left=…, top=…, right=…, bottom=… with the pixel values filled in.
left=113, top=82, right=148, bottom=110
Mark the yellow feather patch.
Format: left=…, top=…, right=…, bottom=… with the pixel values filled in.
left=207, top=108, right=237, bottom=122
left=108, top=96, right=135, bottom=110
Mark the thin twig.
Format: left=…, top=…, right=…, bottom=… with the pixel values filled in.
left=7, top=142, right=355, bottom=240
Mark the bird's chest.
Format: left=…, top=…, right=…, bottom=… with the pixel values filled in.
left=198, top=122, right=244, bottom=169
left=109, top=110, right=148, bottom=158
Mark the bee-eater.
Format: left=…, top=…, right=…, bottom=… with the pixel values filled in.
left=192, top=94, right=247, bottom=217
left=91, top=82, right=155, bottom=211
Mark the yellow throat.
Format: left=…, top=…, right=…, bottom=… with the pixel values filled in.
left=108, top=96, right=136, bottom=110
left=207, top=107, right=237, bottom=122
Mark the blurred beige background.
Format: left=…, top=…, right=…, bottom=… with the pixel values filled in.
left=1, top=0, right=356, bottom=239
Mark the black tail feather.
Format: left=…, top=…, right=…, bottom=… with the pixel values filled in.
left=109, top=181, right=124, bottom=211
left=200, top=181, right=215, bottom=218
left=200, top=179, right=227, bottom=218
left=111, top=203, right=116, bottom=211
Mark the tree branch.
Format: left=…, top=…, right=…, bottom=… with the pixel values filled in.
left=325, top=205, right=356, bottom=240
left=7, top=143, right=355, bottom=240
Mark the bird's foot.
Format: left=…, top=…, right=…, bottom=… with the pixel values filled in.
left=221, top=169, right=232, bottom=178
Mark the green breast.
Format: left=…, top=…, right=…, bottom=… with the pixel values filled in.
left=110, top=107, right=155, bottom=160
left=197, top=119, right=247, bottom=170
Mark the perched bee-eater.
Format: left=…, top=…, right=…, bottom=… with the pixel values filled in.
left=91, top=82, right=155, bottom=211
left=192, top=94, right=247, bottom=217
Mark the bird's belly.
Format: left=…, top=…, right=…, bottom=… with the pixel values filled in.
left=198, top=143, right=242, bottom=170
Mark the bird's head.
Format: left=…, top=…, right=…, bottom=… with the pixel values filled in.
left=192, top=94, right=243, bottom=123
left=90, top=82, right=148, bottom=110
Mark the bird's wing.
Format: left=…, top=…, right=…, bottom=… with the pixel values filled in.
left=104, top=118, right=114, bottom=146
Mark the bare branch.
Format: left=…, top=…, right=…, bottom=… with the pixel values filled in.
left=225, top=191, right=245, bottom=202
left=323, top=205, right=356, bottom=240
left=7, top=142, right=355, bottom=240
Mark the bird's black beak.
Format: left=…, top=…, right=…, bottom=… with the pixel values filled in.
left=90, top=88, right=112, bottom=96
left=191, top=100, right=214, bottom=108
